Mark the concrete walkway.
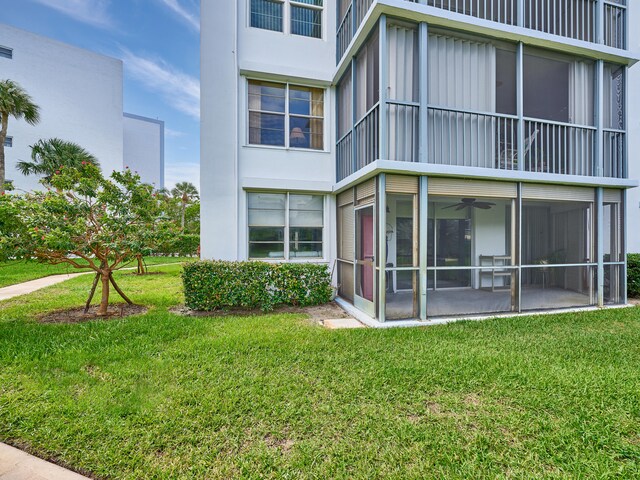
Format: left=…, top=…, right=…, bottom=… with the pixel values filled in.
left=0, top=274, right=86, bottom=302
left=0, top=263, right=185, bottom=302
left=0, top=443, right=90, bottom=480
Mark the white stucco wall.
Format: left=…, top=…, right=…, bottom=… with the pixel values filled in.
left=201, top=1, right=338, bottom=261
left=626, top=5, right=640, bottom=254
left=123, top=113, right=164, bottom=188
left=0, top=23, right=123, bottom=191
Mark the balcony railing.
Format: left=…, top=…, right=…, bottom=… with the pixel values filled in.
left=336, top=0, right=627, bottom=63
left=337, top=4, right=353, bottom=61
left=603, top=129, right=625, bottom=178
left=522, top=119, right=596, bottom=176
left=354, top=104, right=380, bottom=170
left=337, top=105, right=379, bottom=181
left=427, top=107, right=518, bottom=170
left=525, top=0, right=596, bottom=43
left=604, top=1, right=626, bottom=49
left=337, top=131, right=354, bottom=180
left=338, top=104, right=626, bottom=182
left=426, top=0, right=517, bottom=25
left=387, top=101, right=419, bottom=163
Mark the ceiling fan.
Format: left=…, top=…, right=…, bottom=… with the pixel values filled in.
left=442, top=198, right=496, bottom=211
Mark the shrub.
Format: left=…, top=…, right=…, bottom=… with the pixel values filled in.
left=182, top=261, right=332, bottom=311
left=158, top=234, right=200, bottom=257
left=628, top=254, right=640, bottom=298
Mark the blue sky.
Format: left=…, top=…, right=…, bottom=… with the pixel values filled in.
left=0, top=0, right=200, bottom=189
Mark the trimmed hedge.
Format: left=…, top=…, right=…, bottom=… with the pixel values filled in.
left=182, top=261, right=333, bottom=311
left=628, top=254, right=640, bottom=298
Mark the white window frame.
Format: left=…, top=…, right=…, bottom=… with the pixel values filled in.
left=248, top=0, right=324, bottom=39
left=3, top=136, right=12, bottom=148
left=247, top=191, right=326, bottom=262
left=247, top=79, right=326, bottom=151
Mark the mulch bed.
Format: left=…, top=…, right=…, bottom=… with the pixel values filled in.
left=170, top=301, right=351, bottom=323
left=38, top=304, right=148, bottom=324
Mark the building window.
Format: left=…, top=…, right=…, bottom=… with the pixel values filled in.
left=250, top=0, right=283, bottom=32
left=290, top=0, right=323, bottom=38
left=248, top=80, right=324, bottom=150
left=248, top=192, right=324, bottom=259
left=3, top=136, right=12, bottom=148
left=250, top=0, right=323, bottom=38
left=0, top=46, right=12, bottom=59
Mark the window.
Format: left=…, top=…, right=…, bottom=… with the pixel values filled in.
left=250, top=0, right=323, bottom=38
left=4, top=136, right=12, bottom=148
left=248, top=80, right=324, bottom=149
left=291, top=0, right=323, bottom=38
left=0, top=46, right=12, bottom=59
left=250, top=0, right=283, bottom=32
left=248, top=192, right=324, bottom=259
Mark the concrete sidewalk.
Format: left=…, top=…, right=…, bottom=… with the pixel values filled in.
left=0, top=262, right=184, bottom=302
left=0, top=443, right=90, bottom=480
left=0, top=274, right=86, bottom=302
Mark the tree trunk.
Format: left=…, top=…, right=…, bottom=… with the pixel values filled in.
left=181, top=202, right=186, bottom=230
left=98, top=272, right=110, bottom=316
left=137, top=255, right=146, bottom=274
left=109, top=273, right=134, bottom=305
left=0, top=113, right=8, bottom=194
left=84, top=272, right=101, bottom=314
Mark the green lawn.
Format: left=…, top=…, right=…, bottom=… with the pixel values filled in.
left=1, top=266, right=640, bottom=478
left=0, top=257, right=193, bottom=288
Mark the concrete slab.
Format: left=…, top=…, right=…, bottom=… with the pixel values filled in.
left=323, top=318, right=365, bottom=329
left=0, top=274, right=86, bottom=302
left=0, top=444, right=89, bottom=480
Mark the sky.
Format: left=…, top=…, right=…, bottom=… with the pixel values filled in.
left=0, top=0, right=200, bottom=190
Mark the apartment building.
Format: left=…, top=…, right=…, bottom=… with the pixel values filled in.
left=201, top=0, right=638, bottom=324
left=0, top=24, right=164, bottom=191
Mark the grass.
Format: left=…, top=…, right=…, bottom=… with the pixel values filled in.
left=0, top=257, right=194, bottom=288
left=1, top=266, right=640, bottom=478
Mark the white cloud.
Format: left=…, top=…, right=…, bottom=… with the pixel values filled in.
left=121, top=49, right=200, bottom=119
left=31, top=0, right=114, bottom=28
left=157, top=0, right=199, bottom=32
left=165, top=128, right=185, bottom=138
left=164, top=161, right=199, bottom=190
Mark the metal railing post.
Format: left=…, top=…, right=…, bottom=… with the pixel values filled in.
left=516, top=42, right=524, bottom=171
left=596, top=60, right=604, bottom=177
left=419, top=22, right=428, bottom=163
left=419, top=176, right=428, bottom=320
left=596, top=187, right=604, bottom=307
left=379, top=15, right=388, bottom=161
left=377, top=173, right=387, bottom=322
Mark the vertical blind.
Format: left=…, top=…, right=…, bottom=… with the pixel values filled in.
left=250, top=0, right=283, bottom=32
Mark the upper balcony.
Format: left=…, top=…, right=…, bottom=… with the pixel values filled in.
left=335, top=19, right=630, bottom=184
left=337, top=0, right=628, bottom=62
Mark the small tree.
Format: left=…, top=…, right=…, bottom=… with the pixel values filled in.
left=17, top=138, right=99, bottom=185
left=0, top=163, right=174, bottom=315
left=171, top=181, right=199, bottom=230
left=0, top=80, right=41, bottom=193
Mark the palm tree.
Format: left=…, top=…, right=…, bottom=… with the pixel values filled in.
left=171, top=181, right=199, bottom=230
left=0, top=79, right=40, bottom=193
left=17, top=138, right=99, bottom=185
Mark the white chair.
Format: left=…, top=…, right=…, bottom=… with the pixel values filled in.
left=498, top=129, right=539, bottom=170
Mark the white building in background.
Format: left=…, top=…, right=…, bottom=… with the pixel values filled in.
left=202, top=0, right=638, bottom=325
left=123, top=113, right=165, bottom=188
left=0, top=23, right=164, bottom=191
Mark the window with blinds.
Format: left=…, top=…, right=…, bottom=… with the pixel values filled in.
left=250, top=0, right=284, bottom=32
left=248, top=80, right=324, bottom=150
left=250, top=0, right=323, bottom=39
left=248, top=192, right=324, bottom=260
